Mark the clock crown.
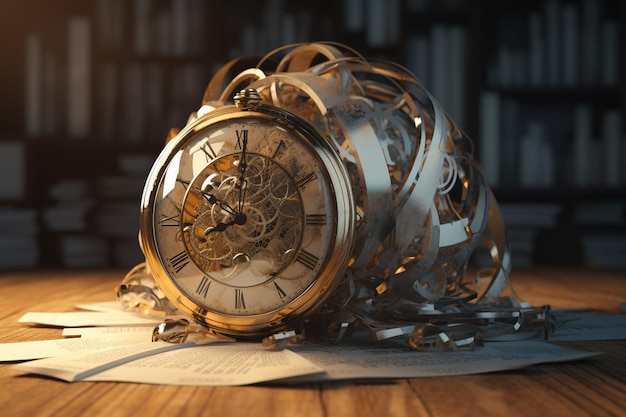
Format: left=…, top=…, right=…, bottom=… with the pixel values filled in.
left=234, top=88, right=262, bottom=110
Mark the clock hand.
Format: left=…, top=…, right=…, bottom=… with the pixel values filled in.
left=203, top=192, right=238, bottom=217
left=238, top=131, right=248, bottom=178
left=237, top=179, right=248, bottom=216
left=204, top=212, right=247, bottom=236
left=236, top=130, right=248, bottom=215
left=205, top=219, right=235, bottom=235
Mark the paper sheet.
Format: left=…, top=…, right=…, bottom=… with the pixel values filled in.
left=548, top=312, right=626, bottom=341
left=0, top=338, right=148, bottom=361
left=18, top=311, right=165, bottom=327
left=284, top=341, right=600, bottom=382
left=13, top=342, right=325, bottom=385
left=76, top=301, right=129, bottom=312
left=62, top=326, right=155, bottom=341
left=4, top=306, right=622, bottom=386
left=9, top=339, right=597, bottom=385
left=11, top=341, right=200, bottom=381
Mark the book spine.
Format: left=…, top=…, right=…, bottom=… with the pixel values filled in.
left=479, top=92, right=501, bottom=188
left=562, top=4, right=579, bottom=87
left=430, top=25, right=448, bottom=111
left=580, top=0, right=601, bottom=85
left=501, top=99, right=520, bottom=187
left=544, top=0, right=561, bottom=87
left=366, top=0, right=387, bottom=47
left=344, top=0, right=365, bottom=32
left=603, top=110, right=622, bottom=187
left=573, top=104, right=593, bottom=187
left=528, top=13, right=544, bottom=87
left=405, top=35, right=430, bottom=88
left=447, top=25, right=466, bottom=128
left=66, top=17, right=92, bottom=139
left=601, top=20, right=619, bottom=87
left=25, top=34, right=42, bottom=137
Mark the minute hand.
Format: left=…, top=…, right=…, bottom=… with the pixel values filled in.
left=203, top=192, right=238, bottom=216
left=236, top=129, right=249, bottom=213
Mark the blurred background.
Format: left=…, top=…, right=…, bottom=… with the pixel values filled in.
left=0, top=0, right=624, bottom=270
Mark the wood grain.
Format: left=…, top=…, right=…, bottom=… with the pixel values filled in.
left=0, top=268, right=624, bottom=417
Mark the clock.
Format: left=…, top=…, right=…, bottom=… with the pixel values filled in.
left=139, top=88, right=355, bottom=338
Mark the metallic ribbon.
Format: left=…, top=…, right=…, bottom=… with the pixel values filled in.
left=121, top=42, right=549, bottom=351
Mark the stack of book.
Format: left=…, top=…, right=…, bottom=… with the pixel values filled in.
left=94, top=154, right=153, bottom=268
left=42, top=180, right=108, bottom=268
left=574, top=201, right=626, bottom=268
left=486, top=0, right=618, bottom=89
left=0, top=208, right=39, bottom=269
left=499, top=203, right=562, bottom=268
left=58, top=235, right=108, bottom=269
left=42, top=180, right=93, bottom=232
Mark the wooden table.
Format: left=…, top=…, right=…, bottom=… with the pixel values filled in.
left=0, top=268, right=625, bottom=417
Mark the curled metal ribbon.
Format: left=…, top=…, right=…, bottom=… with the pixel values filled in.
left=152, top=319, right=191, bottom=343
left=120, top=42, right=551, bottom=350
left=116, top=262, right=179, bottom=317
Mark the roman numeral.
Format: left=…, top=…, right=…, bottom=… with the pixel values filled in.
left=272, top=140, right=286, bottom=158
left=235, top=289, right=246, bottom=309
left=296, top=249, right=319, bottom=270
left=296, top=172, right=317, bottom=189
left=159, top=213, right=180, bottom=227
left=274, top=282, right=287, bottom=299
left=235, top=129, right=248, bottom=149
left=168, top=251, right=190, bottom=273
left=195, top=276, right=211, bottom=298
left=306, top=214, right=327, bottom=225
left=200, top=142, right=218, bottom=161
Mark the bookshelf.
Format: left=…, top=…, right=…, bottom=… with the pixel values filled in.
left=474, top=0, right=626, bottom=268
left=0, top=0, right=624, bottom=269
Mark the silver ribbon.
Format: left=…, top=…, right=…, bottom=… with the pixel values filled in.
left=120, top=42, right=549, bottom=350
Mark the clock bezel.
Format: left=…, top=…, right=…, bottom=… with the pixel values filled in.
left=139, top=104, right=355, bottom=338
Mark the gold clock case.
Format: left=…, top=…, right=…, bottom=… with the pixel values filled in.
left=139, top=104, right=355, bottom=338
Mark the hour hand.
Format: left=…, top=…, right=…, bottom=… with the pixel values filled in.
left=205, top=220, right=236, bottom=235
left=204, top=213, right=247, bottom=236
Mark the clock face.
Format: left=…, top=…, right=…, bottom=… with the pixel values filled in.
left=140, top=107, right=354, bottom=337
